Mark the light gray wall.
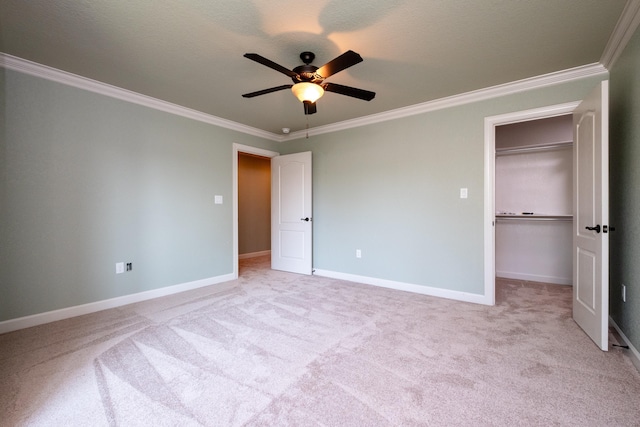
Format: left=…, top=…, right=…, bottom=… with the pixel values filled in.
left=0, top=63, right=610, bottom=324
left=609, top=24, right=640, bottom=353
left=280, top=76, right=606, bottom=295
left=0, top=69, right=278, bottom=321
left=238, top=153, right=270, bottom=255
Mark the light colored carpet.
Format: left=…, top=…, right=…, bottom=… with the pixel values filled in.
left=1, top=256, right=639, bottom=426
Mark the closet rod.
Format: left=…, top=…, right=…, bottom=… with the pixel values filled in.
left=495, top=216, right=573, bottom=222
left=495, top=140, right=573, bottom=156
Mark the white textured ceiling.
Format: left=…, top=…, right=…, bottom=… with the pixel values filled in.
left=0, top=0, right=628, bottom=135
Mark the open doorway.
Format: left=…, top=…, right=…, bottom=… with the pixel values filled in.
left=494, top=115, right=574, bottom=286
left=232, top=143, right=279, bottom=279
left=483, top=102, right=580, bottom=305
left=238, top=152, right=271, bottom=260
left=493, top=115, right=574, bottom=311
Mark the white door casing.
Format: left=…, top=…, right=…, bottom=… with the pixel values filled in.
left=484, top=102, right=580, bottom=306
left=271, top=152, right=312, bottom=275
left=573, top=81, right=609, bottom=351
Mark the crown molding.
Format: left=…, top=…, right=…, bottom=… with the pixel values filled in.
left=284, top=62, right=608, bottom=141
left=2, top=53, right=607, bottom=143
left=600, top=0, right=640, bottom=69
left=0, top=53, right=282, bottom=141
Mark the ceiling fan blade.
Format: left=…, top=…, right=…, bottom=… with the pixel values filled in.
left=322, top=82, right=375, bottom=101
left=244, top=53, right=298, bottom=78
left=316, top=50, right=363, bottom=78
left=303, top=101, right=317, bottom=115
left=242, top=84, right=293, bottom=98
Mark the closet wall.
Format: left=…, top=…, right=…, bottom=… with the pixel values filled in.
left=495, top=115, right=573, bottom=285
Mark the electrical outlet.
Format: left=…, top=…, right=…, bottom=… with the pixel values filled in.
left=356, top=249, right=362, bottom=258
left=622, top=284, right=626, bottom=302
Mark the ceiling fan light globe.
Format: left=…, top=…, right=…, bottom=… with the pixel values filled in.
left=291, top=82, right=324, bottom=103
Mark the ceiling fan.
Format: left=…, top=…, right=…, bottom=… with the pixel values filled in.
left=242, top=50, right=375, bottom=115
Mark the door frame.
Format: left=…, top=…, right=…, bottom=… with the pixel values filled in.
left=483, top=102, right=580, bottom=305
left=232, top=143, right=279, bottom=279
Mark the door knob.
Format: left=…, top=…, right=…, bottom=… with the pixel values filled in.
left=585, top=224, right=601, bottom=233
left=301, top=217, right=310, bottom=222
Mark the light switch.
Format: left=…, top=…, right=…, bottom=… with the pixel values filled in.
left=214, top=195, right=223, bottom=204
left=460, top=188, right=468, bottom=199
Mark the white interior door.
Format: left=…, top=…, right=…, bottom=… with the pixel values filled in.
left=271, top=152, right=312, bottom=274
left=573, top=80, right=609, bottom=351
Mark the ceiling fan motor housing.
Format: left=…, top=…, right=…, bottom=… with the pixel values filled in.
left=292, top=64, right=323, bottom=84
left=292, top=52, right=322, bottom=83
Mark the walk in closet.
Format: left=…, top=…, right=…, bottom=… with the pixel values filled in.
left=495, top=115, right=573, bottom=285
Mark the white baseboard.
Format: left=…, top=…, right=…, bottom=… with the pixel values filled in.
left=313, top=269, right=491, bottom=305
left=0, top=273, right=235, bottom=335
left=496, top=270, right=572, bottom=285
left=238, top=250, right=271, bottom=260
left=609, top=316, right=640, bottom=374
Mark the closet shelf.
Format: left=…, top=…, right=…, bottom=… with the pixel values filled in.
left=495, top=140, right=573, bottom=156
left=495, top=214, right=573, bottom=222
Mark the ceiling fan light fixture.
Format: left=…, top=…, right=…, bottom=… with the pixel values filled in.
left=291, top=82, right=324, bottom=103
